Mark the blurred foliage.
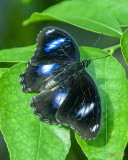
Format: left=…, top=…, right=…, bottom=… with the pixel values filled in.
left=0, top=0, right=63, bottom=49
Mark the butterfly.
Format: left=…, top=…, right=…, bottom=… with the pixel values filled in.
left=20, top=26, right=102, bottom=140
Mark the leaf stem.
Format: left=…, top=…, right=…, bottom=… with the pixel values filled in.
left=103, top=44, right=121, bottom=55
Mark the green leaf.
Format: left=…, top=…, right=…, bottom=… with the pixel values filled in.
left=72, top=0, right=128, bottom=27
left=0, top=68, right=8, bottom=76
left=0, top=45, right=35, bottom=62
left=1, top=46, right=128, bottom=159
left=0, top=68, right=8, bottom=129
left=0, top=63, right=71, bottom=160
left=121, top=28, right=128, bottom=65
left=24, top=1, right=122, bottom=37
left=76, top=47, right=128, bottom=160
left=109, top=2, right=128, bottom=27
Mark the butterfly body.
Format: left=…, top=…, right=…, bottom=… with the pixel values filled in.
left=20, top=27, right=102, bottom=140
left=45, top=60, right=90, bottom=90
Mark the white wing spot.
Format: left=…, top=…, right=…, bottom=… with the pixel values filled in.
left=76, top=102, right=95, bottom=118
left=45, top=29, right=55, bottom=35
left=90, top=124, right=99, bottom=133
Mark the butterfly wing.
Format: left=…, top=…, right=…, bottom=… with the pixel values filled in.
left=56, top=70, right=102, bottom=139
left=30, top=76, right=74, bottom=123
left=20, top=27, right=80, bottom=92
left=31, top=26, right=80, bottom=65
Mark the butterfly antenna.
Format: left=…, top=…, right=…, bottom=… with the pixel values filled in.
left=89, top=34, right=102, bottom=55
left=87, top=34, right=111, bottom=61
left=89, top=55, right=110, bottom=61
left=82, top=34, right=110, bottom=67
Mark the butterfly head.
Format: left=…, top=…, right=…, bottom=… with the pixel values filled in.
left=81, top=60, right=91, bottom=68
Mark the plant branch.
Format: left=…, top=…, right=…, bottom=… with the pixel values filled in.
left=103, top=44, right=121, bottom=55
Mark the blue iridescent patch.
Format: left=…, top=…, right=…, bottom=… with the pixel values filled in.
left=76, top=103, right=95, bottom=118
left=37, top=64, right=60, bottom=76
left=53, top=89, right=69, bottom=109
left=44, top=37, right=66, bottom=52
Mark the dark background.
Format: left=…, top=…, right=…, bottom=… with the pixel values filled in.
left=0, top=0, right=128, bottom=159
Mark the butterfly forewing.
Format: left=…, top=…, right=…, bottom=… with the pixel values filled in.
left=20, top=27, right=80, bottom=92
left=56, top=70, right=101, bottom=139
left=32, top=26, right=80, bottom=64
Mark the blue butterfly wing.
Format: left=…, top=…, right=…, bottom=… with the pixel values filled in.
left=30, top=76, right=74, bottom=123
left=20, top=27, right=80, bottom=92
left=30, top=69, right=102, bottom=137
left=56, top=70, right=102, bottom=139
left=31, top=27, right=80, bottom=65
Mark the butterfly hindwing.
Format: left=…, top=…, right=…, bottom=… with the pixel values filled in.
left=56, top=70, right=102, bottom=139
left=30, top=76, right=74, bottom=123
left=20, top=27, right=80, bottom=92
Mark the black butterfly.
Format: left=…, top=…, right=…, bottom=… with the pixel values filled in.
left=20, top=27, right=102, bottom=140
